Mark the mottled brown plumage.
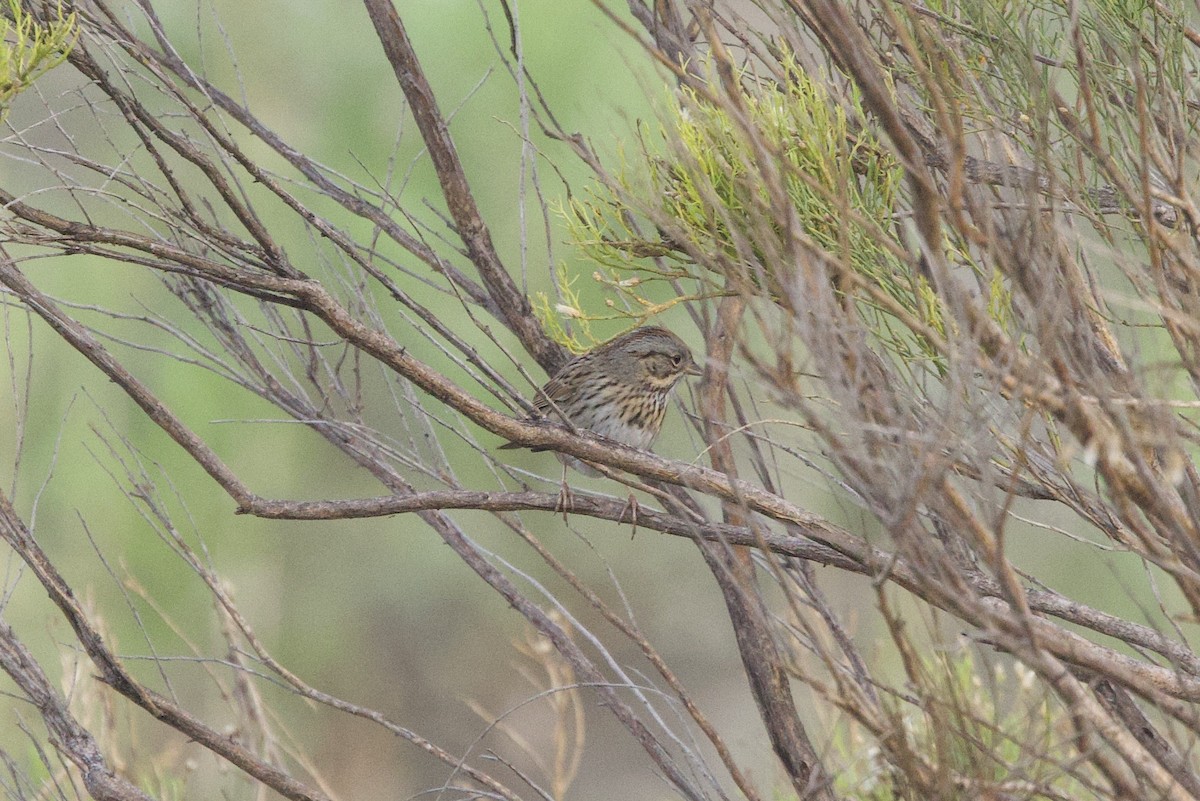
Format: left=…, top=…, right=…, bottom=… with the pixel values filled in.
left=502, top=326, right=701, bottom=458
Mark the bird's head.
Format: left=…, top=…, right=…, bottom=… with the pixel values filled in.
left=613, top=327, right=702, bottom=390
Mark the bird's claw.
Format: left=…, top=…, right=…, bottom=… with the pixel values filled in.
left=556, top=479, right=575, bottom=523
left=620, top=493, right=640, bottom=538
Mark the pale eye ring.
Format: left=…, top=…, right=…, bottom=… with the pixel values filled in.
left=671, top=354, right=683, bottom=366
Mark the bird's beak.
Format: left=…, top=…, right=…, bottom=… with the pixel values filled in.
left=685, top=362, right=703, bottom=377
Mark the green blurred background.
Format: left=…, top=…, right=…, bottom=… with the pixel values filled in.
left=0, top=1, right=1151, bottom=799
left=0, top=2, right=780, bottom=798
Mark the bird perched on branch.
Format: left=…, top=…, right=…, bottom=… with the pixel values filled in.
left=500, top=326, right=702, bottom=501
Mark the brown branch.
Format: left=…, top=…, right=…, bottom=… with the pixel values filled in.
left=625, top=0, right=701, bottom=76
left=398, top=503, right=715, bottom=801
left=697, top=291, right=836, bottom=799
left=914, top=136, right=1180, bottom=227
left=63, top=44, right=292, bottom=277
left=88, top=0, right=502, bottom=315
left=232, top=484, right=1200, bottom=686
left=226, top=482, right=1200, bottom=695
left=361, top=0, right=567, bottom=374
left=986, top=627, right=1197, bottom=801
left=0, top=487, right=332, bottom=801
left=244, top=487, right=857, bottom=562
left=1089, top=677, right=1200, bottom=797
left=0, top=253, right=257, bottom=508
left=7, top=0, right=1200, bottom=796
left=0, top=258, right=718, bottom=801
left=0, top=619, right=156, bottom=801
left=792, top=0, right=945, bottom=257
left=7, top=247, right=1200, bottom=716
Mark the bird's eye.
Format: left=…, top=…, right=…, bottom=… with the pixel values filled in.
left=671, top=354, right=682, bottom=365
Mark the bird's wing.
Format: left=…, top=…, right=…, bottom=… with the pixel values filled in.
left=532, top=355, right=588, bottom=417
left=497, top=376, right=570, bottom=451
left=496, top=358, right=585, bottom=452
left=533, top=374, right=574, bottom=416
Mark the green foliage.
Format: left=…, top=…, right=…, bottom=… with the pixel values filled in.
left=565, top=51, right=969, bottom=370
left=0, top=0, right=77, bottom=121
left=568, top=55, right=908, bottom=278
left=531, top=275, right=599, bottom=353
